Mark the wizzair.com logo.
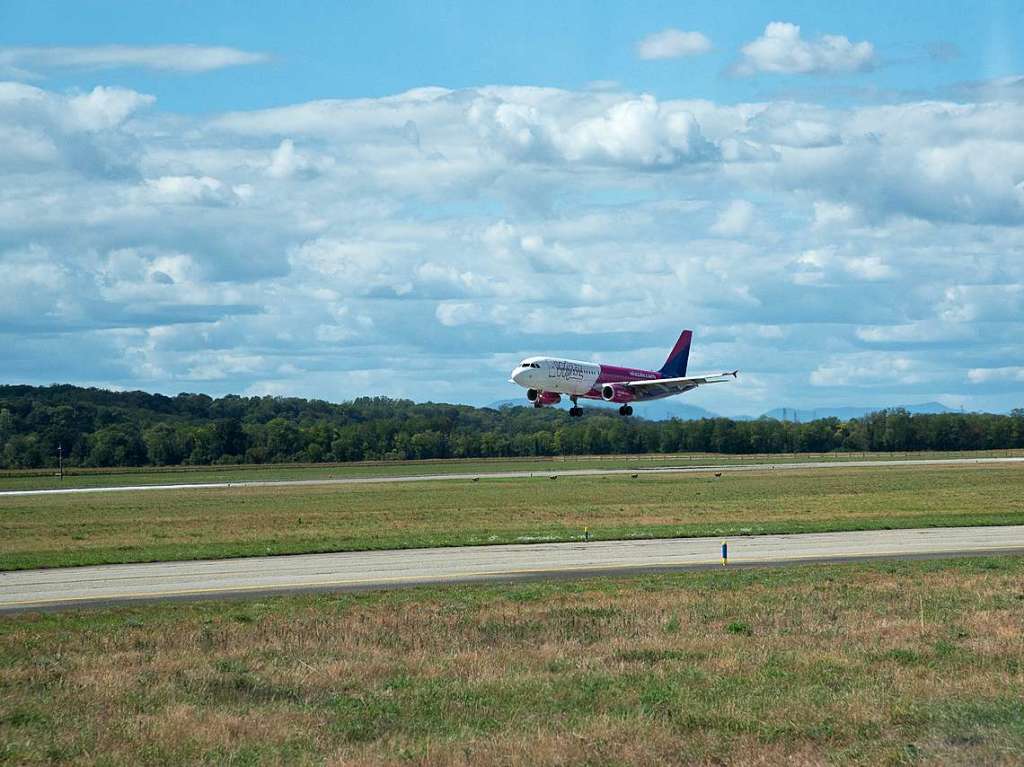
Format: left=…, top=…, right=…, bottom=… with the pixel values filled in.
left=552, top=361, right=588, bottom=381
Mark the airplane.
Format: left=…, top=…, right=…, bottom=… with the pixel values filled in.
left=509, top=330, right=737, bottom=417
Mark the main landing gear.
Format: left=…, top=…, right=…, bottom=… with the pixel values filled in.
left=566, top=398, right=632, bottom=417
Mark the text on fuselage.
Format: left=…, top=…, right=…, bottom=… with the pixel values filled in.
left=552, top=361, right=589, bottom=381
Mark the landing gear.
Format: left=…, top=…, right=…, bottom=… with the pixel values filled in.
left=569, top=396, right=583, bottom=417
left=618, top=405, right=634, bottom=416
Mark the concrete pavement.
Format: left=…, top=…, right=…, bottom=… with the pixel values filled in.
left=3, top=524, right=1022, bottom=612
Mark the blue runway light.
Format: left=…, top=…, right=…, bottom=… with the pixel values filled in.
left=721, top=540, right=728, bottom=566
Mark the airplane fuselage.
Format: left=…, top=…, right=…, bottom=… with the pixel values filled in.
left=511, top=358, right=687, bottom=402
left=508, top=330, right=735, bottom=416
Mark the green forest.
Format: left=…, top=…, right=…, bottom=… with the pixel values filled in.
left=0, top=384, right=1021, bottom=469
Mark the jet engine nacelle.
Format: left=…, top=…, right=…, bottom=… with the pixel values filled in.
left=528, top=389, right=561, bottom=406
left=601, top=384, right=635, bottom=404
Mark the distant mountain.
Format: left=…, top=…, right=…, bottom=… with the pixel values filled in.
left=760, top=402, right=956, bottom=421
left=629, top=400, right=720, bottom=421
left=486, top=398, right=968, bottom=423
left=485, top=398, right=719, bottom=421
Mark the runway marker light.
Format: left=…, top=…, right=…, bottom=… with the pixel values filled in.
left=584, top=526, right=590, bottom=542
left=721, top=540, right=728, bottom=566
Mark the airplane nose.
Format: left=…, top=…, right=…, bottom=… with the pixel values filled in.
left=511, top=369, right=525, bottom=385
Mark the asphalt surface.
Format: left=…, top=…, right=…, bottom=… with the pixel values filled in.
left=2, top=456, right=1022, bottom=497
left=3, top=525, right=1023, bottom=613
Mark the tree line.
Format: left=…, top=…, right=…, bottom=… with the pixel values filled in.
left=0, top=384, right=1021, bottom=469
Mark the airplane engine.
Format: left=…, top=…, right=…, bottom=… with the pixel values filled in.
left=530, top=391, right=561, bottom=407
left=601, top=384, right=635, bottom=404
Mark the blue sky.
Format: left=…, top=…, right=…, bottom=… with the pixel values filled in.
left=3, top=1, right=1021, bottom=110
left=1, top=1, right=1022, bottom=415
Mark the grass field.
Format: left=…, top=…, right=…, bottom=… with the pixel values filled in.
left=2, top=449, right=1021, bottom=492
left=2, top=557, right=1023, bottom=765
left=2, top=463, right=1022, bottom=571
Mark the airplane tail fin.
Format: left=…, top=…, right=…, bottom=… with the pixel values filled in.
left=659, top=330, right=692, bottom=378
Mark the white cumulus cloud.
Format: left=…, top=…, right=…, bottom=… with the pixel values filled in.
left=735, top=22, right=875, bottom=76
left=967, top=367, right=1024, bottom=383
left=0, top=45, right=269, bottom=77
left=2, top=81, right=1023, bottom=412
left=710, top=200, right=755, bottom=236
left=810, top=354, right=922, bottom=387
left=636, top=29, right=712, bottom=60
left=470, top=92, right=717, bottom=168
left=137, top=176, right=243, bottom=207
left=265, top=139, right=332, bottom=179
left=67, top=86, right=155, bottom=131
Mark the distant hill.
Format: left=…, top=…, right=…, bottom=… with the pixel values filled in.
left=760, top=402, right=956, bottom=422
left=488, top=398, right=966, bottom=422
left=486, top=398, right=719, bottom=421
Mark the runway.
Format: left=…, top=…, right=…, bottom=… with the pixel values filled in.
left=3, top=525, right=1023, bottom=612
left=2, top=455, right=1022, bottom=497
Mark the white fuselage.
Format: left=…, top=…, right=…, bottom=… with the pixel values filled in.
left=507, top=330, right=732, bottom=412
left=510, top=357, right=600, bottom=396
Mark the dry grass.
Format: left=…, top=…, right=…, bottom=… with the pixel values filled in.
left=6, top=449, right=1020, bottom=492
left=2, top=463, right=1023, bottom=570
left=2, top=557, right=1024, bottom=765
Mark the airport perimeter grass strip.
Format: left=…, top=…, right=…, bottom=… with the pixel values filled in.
left=2, top=509, right=1023, bottom=572
left=2, top=449, right=1021, bottom=491
left=2, top=463, right=1022, bottom=571
left=2, top=556, right=1023, bottom=765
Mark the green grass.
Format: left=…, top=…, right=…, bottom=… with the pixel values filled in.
left=1, top=463, right=1022, bottom=571
left=2, top=448, right=1020, bottom=491
left=2, top=557, right=1023, bottom=765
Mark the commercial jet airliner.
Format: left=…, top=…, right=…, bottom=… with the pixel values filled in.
left=509, top=330, right=737, bottom=417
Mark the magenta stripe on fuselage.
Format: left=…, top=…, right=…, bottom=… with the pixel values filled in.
left=596, top=364, right=660, bottom=384
left=582, top=364, right=660, bottom=399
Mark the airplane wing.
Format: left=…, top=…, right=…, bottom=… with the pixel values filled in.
left=619, top=371, right=738, bottom=397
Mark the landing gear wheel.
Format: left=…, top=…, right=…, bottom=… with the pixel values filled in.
left=569, top=407, right=583, bottom=417
left=618, top=405, right=634, bottom=416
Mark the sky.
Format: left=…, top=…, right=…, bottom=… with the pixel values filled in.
left=1, top=1, right=1023, bottom=416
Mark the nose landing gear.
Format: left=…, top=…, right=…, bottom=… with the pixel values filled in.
left=569, top=396, right=583, bottom=417
left=618, top=405, right=634, bottom=416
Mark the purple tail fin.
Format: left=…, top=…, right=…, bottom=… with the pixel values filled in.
left=660, top=330, right=692, bottom=378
